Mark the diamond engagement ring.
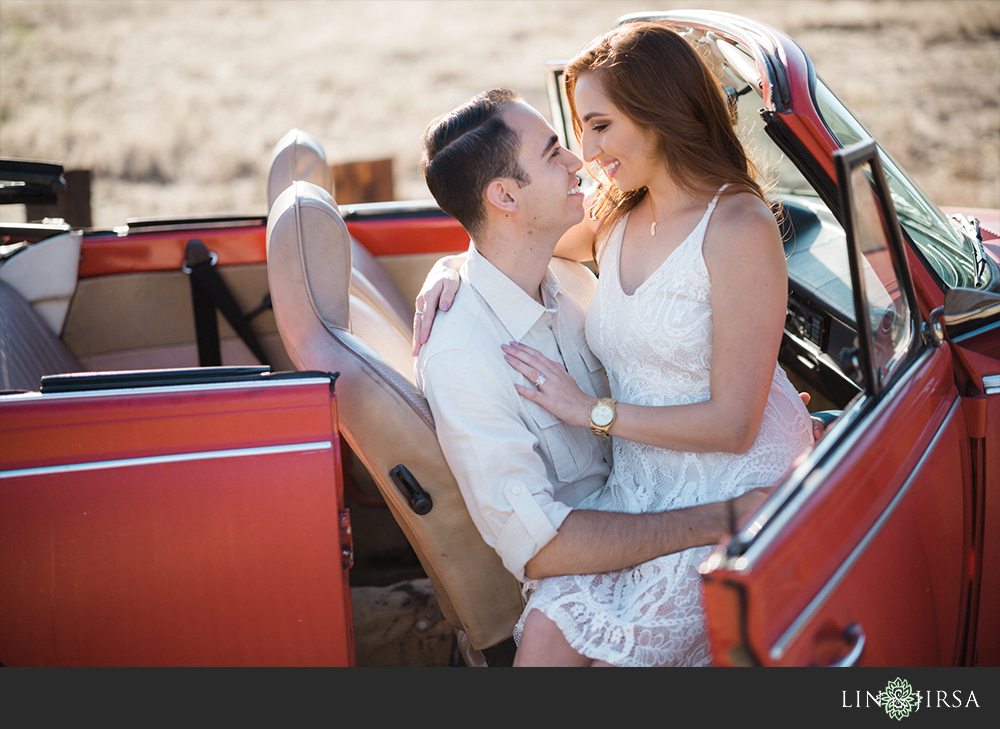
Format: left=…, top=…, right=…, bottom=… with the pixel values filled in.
left=535, top=374, right=546, bottom=387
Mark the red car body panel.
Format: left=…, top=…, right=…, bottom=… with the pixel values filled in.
left=78, top=225, right=268, bottom=278
left=704, top=346, right=970, bottom=666
left=346, top=214, right=469, bottom=257
left=75, top=213, right=467, bottom=280
left=0, top=376, right=353, bottom=666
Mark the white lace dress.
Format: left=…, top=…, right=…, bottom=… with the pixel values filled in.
left=514, top=189, right=814, bottom=666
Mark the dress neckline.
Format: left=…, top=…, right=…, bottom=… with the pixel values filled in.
left=616, top=185, right=728, bottom=298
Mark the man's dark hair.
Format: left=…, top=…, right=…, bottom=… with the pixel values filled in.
left=421, top=88, right=530, bottom=241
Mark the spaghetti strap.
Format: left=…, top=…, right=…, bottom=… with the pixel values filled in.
left=707, top=183, right=729, bottom=211
left=696, top=184, right=730, bottom=251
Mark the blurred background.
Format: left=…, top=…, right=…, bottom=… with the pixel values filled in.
left=1, top=0, right=998, bottom=228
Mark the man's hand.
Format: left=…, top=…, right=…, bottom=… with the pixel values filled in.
left=412, top=267, right=461, bottom=356
left=730, top=486, right=773, bottom=529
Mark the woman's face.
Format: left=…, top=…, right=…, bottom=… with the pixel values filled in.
left=573, top=72, right=661, bottom=192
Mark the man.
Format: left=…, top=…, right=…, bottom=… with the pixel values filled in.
left=414, top=89, right=772, bottom=665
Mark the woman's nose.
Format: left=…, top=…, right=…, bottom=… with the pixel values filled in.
left=580, top=130, right=599, bottom=163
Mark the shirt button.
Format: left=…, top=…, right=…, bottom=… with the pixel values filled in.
left=511, top=486, right=521, bottom=495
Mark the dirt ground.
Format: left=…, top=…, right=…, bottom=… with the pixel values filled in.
left=1, top=0, right=998, bottom=228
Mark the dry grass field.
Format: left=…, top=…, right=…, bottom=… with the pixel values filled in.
left=1, top=0, right=998, bottom=229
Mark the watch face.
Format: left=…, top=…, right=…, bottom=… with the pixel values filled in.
left=592, top=403, right=614, bottom=427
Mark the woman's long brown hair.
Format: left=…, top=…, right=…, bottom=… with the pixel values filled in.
left=565, top=21, right=767, bottom=262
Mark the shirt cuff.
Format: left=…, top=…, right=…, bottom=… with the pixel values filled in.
left=495, top=478, right=572, bottom=582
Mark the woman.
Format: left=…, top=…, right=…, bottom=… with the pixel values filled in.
left=419, top=21, right=814, bottom=666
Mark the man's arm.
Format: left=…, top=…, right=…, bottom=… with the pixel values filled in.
left=418, top=340, right=576, bottom=582
left=523, top=488, right=769, bottom=579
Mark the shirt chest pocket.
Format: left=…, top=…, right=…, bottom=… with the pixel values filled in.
left=578, top=345, right=611, bottom=400
left=523, top=395, right=597, bottom=486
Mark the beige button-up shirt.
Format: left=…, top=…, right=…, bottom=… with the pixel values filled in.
left=415, top=246, right=611, bottom=582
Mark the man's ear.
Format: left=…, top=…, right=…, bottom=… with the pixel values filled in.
left=485, top=179, right=519, bottom=214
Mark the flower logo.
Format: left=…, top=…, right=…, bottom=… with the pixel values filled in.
left=877, top=677, right=920, bottom=720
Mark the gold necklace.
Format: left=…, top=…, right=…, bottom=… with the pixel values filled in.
left=648, top=195, right=694, bottom=237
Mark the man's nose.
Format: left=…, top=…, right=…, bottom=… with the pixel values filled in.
left=564, top=149, right=584, bottom=174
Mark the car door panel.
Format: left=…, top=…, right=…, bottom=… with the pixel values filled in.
left=704, top=345, right=968, bottom=666
left=0, top=371, right=353, bottom=666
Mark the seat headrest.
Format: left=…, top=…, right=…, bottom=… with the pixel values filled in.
left=267, top=129, right=334, bottom=211
left=267, top=180, right=351, bottom=335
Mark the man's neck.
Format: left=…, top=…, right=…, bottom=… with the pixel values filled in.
left=475, top=230, right=557, bottom=305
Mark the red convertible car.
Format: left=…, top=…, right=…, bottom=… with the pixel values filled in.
left=1, top=10, right=997, bottom=667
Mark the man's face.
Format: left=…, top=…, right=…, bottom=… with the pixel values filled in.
left=500, top=102, right=585, bottom=238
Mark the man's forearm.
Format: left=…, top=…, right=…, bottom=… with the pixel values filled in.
left=523, top=500, right=731, bottom=580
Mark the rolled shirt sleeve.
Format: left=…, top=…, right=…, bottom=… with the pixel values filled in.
left=419, top=346, right=574, bottom=581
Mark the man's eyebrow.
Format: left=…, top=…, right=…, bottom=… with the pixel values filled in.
left=541, top=134, right=558, bottom=159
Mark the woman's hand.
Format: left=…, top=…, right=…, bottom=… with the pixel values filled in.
left=412, top=266, right=461, bottom=356
left=797, top=391, right=827, bottom=442
left=502, top=342, right=596, bottom=428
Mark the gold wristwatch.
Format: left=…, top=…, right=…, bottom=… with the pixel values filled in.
left=589, top=398, right=617, bottom=438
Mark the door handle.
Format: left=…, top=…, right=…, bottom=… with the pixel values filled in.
left=816, top=622, right=866, bottom=667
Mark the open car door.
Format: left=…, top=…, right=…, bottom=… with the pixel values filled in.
left=0, top=368, right=354, bottom=666
left=701, top=140, right=978, bottom=666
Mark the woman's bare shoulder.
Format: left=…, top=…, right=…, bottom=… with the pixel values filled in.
left=707, top=191, right=782, bottom=251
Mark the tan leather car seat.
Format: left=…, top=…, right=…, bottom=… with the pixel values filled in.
left=265, top=180, right=523, bottom=664
left=267, top=129, right=413, bottom=335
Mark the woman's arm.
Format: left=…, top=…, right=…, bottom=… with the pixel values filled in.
left=412, top=254, right=464, bottom=355
left=505, top=194, right=792, bottom=454
left=552, top=189, right=600, bottom=262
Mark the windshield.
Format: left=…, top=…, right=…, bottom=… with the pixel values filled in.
left=717, top=40, right=984, bottom=291
left=810, top=82, right=983, bottom=290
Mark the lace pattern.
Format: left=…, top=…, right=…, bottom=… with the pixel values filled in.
left=514, top=189, right=813, bottom=666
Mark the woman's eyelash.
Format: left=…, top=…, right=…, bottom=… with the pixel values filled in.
left=592, top=123, right=608, bottom=132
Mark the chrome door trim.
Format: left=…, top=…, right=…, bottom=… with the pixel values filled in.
left=0, top=441, right=333, bottom=479
left=0, top=375, right=333, bottom=402
left=768, top=396, right=960, bottom=661
left=984, top=374, right=1000, bottom=395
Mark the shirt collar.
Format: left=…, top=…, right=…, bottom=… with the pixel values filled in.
left=465, top=244, right=562, bottom=342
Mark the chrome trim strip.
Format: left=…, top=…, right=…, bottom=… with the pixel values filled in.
left=339, top=199, right=443, bottom=218
left=0, top=375, right=332, bottom=403
left=984, top=374, right=1000, bottom=396
left=768, top=397, right=960, bottom=661
left=0, top=441, right=333, bottom=479
left=739, top=347, right=936, bottom=562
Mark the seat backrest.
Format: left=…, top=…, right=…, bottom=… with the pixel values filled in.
left=0, top=230, right=82, bottom=337
left=0, top=279, right=82, bottom=392
left=265, top=181, right=523, bottom=655
left=266, top=129, right=413, bottom=331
